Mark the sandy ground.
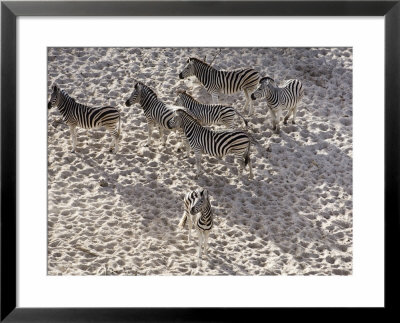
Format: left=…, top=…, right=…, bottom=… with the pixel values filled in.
left=47, top=47, right=352, bottom=275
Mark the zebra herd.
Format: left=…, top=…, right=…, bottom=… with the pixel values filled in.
left=48, top=55, right=304, bottom=263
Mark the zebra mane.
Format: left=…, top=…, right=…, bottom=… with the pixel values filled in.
left=178, top=90, right=197, bottom=102
left=174, top=106, right=200, bottom=124
left=59, top=89, right=76, bottom=102
left=260, top=76, right=275, bottom=84
left=189, top=57, right=210, bottom=67
left=137, top=82, right=159, bottom=99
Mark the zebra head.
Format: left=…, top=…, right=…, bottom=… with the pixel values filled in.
left=125, top=82, right=142, bottom=106
left=251, top=77, right=275, bottom=100
left=171, top=108, right=199, bottom=130
left=174, top=90, right=187, bottom=106
left=48, top=84, right=60, bottom=109
left=170, top=110, right=183, bottom=129
left=166, top=110, right=182, bottom=130
left=190, top=188, right=209, bottom=215
left=179, top=58, right=196, bottom=79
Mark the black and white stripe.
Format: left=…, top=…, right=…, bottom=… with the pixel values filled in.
left=48, top=85, right=120, bottom=153
left=178, top=188, right=213, bottom=260
left=175, top=90, right=248, bottom=128
left=251, top=77, right=304, bottom=132
left=125, top=81, right=177, bottom=147
left=179, top=57, right=260, bottom=114
left=173, top=108, right=254, bottom=179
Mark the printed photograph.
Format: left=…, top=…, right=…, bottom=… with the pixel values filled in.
left=47, top=47, right=352, bottom=275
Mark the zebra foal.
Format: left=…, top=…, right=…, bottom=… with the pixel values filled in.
left=175, top=90, right=248, bottom=128
left=48, top=85, right=120, bottom=153
left=125, top=81, right=177, bottom=147
left=178, top=188, right=213, bottom=261
left=172, top=108, right=254, bottom=179
left=251, top=77, right=304, bottom=133
left=178, top=57, right=260, bottom=114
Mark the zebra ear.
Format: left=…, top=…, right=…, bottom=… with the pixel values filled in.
left=52, top=84, right=59, bottom=92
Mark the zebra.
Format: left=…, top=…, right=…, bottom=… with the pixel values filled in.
left=251, top=77, right=304, bottom=133
left=178, top=57, right=260, bottom=114
left=178, top=188, right=213, bottom=261
left=125, top=81, right=177, bottom=147
left=47, top=84, right=121, bottom=153
left=174, top=90, right=248, bottom=128
left=172, top=108, right=254, bottom=179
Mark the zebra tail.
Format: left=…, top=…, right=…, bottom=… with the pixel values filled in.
left=235, top=109, right=249, bottom=128
left=247, top=132, right=267, bottom=158
left=244, top=144, right=251, bottom=167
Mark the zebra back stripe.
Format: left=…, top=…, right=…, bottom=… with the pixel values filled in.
left=176, top=109, right=250, bottom=158
left=176, top=92, right=248, bottom=128
left=57, top=90, right=120, bottom=130
left=188, top=58, right=260, bottom=94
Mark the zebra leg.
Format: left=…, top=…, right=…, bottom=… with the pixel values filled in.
left=291, top=105, right=298, bottom=124
left=147, top=123, right=154, bottom=147
left=270, top=108, right=281, bottom=133
left=159, top=127, right=166, bottom=146
left=204, top=230, right=210, bottom=257
left=269, top=108, right=277, bottom=132
left=197, top=230, right=204, bottom=260
left=283, top=109, right=291, bottom=125
left=194, top=151, right=202, bottom=178
left=69, top=125, right=77, bottom=152
left=114, top=134, right=119, bottom=153
left=188, top=212, right=193, bottom=242
left=179, top=133, right=191, bottom=157
left=185, top=140, right=191, bottom=158
left=275, top=108, right=282, bottom=133
left=244, top=89, right=252, bottom=115
left=107, top=126, right=119, bottom=153
left=237, top=157, right=245, bottom=176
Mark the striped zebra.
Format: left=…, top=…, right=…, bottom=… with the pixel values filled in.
left=175, top=90, right=248, bottom=128
left=125, top=81, right=177, bottom=147
left=172, top=108, right=254, bottom=179
left=178, top=188, right=213, bottom=260
left=48, top=85, right=120, bottom=153
left=251, top=77, right=304, bottom=133
left=178, top=57, right=260, bottom=114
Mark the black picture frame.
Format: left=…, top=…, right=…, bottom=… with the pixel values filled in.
left=1, top=1, right=398, bottom=321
